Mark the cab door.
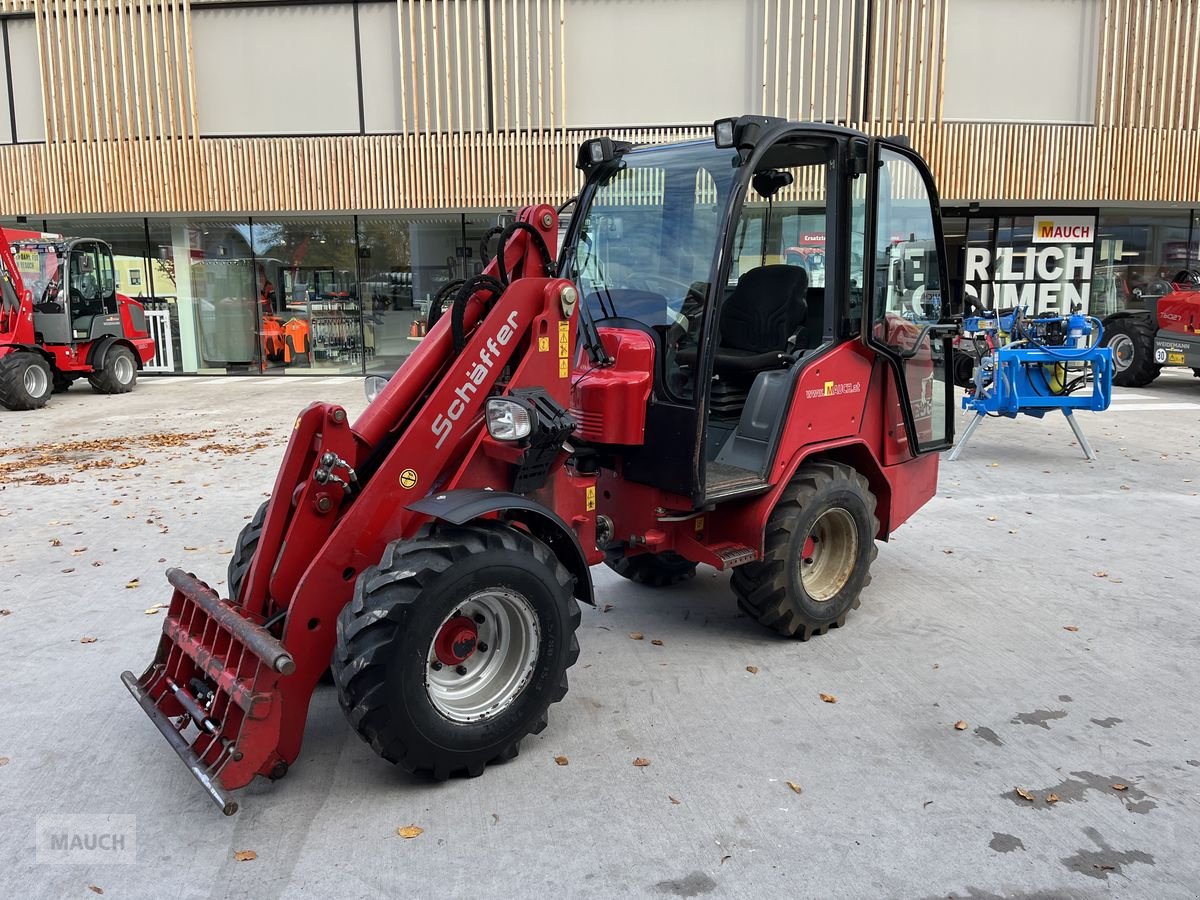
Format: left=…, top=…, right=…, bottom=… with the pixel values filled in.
left=860, top=140, right=955, bottom=455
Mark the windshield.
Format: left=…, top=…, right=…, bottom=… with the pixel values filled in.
left=567, top=141, right=737, bottom=329
left=11, top=242, right=63, bottom=306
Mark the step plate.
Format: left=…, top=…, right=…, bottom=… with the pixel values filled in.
left=713, top=545, right=757, bottom=568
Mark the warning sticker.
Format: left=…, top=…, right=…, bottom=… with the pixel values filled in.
left=399, top=468, right=419, bottom=489
left=585, top=486, right=596, bottom=512
left=538, top=336, right=550, bottom=352
left=15, top=250, right=39, bottom=273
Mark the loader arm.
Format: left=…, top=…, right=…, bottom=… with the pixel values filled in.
left=123, top=205, right=580, bottom=813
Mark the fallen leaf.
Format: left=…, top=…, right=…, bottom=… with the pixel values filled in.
left=1111, top=783, right=1128, bottom=791
left=650, top=639, right=664, bottom=646
left=184, top=546, right=199, bottom=551
left=80, top=636, right=97, bottom=644
left=720, top=854, right=732, bottom=865
left=1014, top=787, right=1035, bottom=802
left=785, top=781, right=802, bottom=794
left=629, top=632, right=644, bottom=640
left=554, top=755, right=569, bottom=766
left=1119, top=484, right=1131, bottom=491
left=0, top=609, right=9, bottom=616
left=1046, top=793, right=1060, bottom=803
left=91, top=561, right=103, bottom=567
left=491, top=813, right=500, bottom=825
left=61, top=568, right=75, bottom=574
left=71, top=547, right=87, bottom=555
left=87, top=887, right=103, bottom=896
left=954, top=720, right=968, bottom=730
left=0, top=757, right=9, bottom=766
left=989, top=462, right=999, bottom=468
left=819, top=693, right=837, bottom=704
left=632, top=757, right=651, bottom=767
left=602, top=604, right=613, bottom=613
left=1093, top=864, right=1116, bottom=871
left=942, top=549, right=954, bottom=554
left=746, top=665, right=759, bottom=674
left=125, top=579, right=140, bottom=589
left=397, top=825, right=423, bottom=839
left=49, top=538, right=62, bottom=547
left=1063, top=625, right=1079, bottom=632
left=923, top=800, right=933, bottom=808
left=233, top=850, right=257, bottom=862
left=669, top=796, right=681, bottom=805
left=986, top=516, right=998, bottom=522
left=144, top=608, right=161, bottom=616
left=1093, top=571, right=1108, bottom=578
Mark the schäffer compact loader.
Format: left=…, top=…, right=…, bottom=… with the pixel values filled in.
left=124, top=117, right=957, bottom=814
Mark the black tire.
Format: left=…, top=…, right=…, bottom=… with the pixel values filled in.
left=1191, top=368, right=1200, bottom=379
left=606, top=551, right=697, bottom=587
left=1104, top=316, right=1160, bottom=387
left=333, top=522, right=580, bottom=779
left=227, top=501, right=268, bottom=602
left=0, top=351, right=53, bottom=411
left=52, top=372, right=75, bottom=393
left=732, top=461, right=878, bottom=640
left=88, top=345, right=138, bottom=394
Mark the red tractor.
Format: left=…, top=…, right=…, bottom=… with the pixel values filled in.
left=1101, top=268, right=1200, bottom=386
left=123, top=117, right=958, bottom=814
left=0, top=230, right=156, bottom=410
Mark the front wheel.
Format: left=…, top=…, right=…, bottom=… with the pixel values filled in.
left=88, top=345, right=138, bottom=394
left=732, top=461, right=878, bottom=640
left=333, top=522, right=580, bottom=779
left=0, top=351, right=53, bottom=411
left=1104, top=317, right=1160, bottom=387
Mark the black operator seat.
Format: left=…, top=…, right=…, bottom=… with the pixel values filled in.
left=712, top=264, right=808, bottom=376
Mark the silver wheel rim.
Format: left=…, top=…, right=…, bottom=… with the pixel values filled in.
left=799, top=507, right=859, bottom=603
left=425, top=588, right=541, bottom=723
left=1108, top=334, right=1134, bottom=372
left=23, top=362, right=48, bottom=397
left=113, top=354, right=135, bottom=385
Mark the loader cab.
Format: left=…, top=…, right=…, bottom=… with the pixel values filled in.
left=18, top=238, right=121, bottom=345
left=563, top=118, right=954, bottom=504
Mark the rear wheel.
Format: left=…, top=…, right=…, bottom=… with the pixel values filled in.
left=333, top=522, right=580, bottom=778
left=732, top=461, right=878, bottom=639
left=1104, top=317, right=1160, bottom=387
left=606, top=551, right=697, bottom=587
left=88, top=345, right=138, bottom=394
left=0, top=351, right=53, bottom=411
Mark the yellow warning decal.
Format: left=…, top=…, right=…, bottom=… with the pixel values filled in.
left=558, top=321, right=571, bottom=358
left=399, top=468, right=419, bottom=489
left=585, top=486, right=596, bottom=511
left=559, top=358, right=570, bottom=378
left=824, top=381, right=835, bottom=396
left=694, top=516, right=705, bottom=532
left=538, top=336, right=550, bottom=352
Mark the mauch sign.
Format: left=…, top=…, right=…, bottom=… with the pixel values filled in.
left=1032, top=215, right=1095, bottom=244
left=963, top=214, right=1096, bottom=314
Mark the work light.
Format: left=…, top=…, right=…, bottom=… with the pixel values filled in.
left=485, top=397, right=533, bottom=441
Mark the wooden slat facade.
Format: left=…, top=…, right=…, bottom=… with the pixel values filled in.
left=0, top=0, right=1197, bottom=216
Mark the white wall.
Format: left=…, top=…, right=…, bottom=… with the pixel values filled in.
left=358, top=3, right=404, bottom=133
left=563, top=0, right=757, bottom=127
left=192, top=5, right=359, bottom=136
left=943, top=0, right=1101, bottom=123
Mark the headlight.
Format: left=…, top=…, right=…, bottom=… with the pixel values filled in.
left=485, top=397, right=533, bottom=441
left=364, top=374, right=389, bottom=403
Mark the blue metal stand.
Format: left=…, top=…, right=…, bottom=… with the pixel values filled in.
left=947, top=311, right=1114, bottom=462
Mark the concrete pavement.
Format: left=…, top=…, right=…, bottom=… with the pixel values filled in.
left=1, top=371, right=1198, bottom=899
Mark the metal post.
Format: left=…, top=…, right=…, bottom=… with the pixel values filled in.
left=947, top=413, right=986, bottom=462
left=1064, top=410, right=1097, bottom=461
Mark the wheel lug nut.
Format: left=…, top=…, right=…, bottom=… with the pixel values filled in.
left=430, top=661, right=442, bottom=671
left=477, top=642, right=488, bottom=652
left=473, top=613, right=485, bottom=624
left=455, top=665, right=468, bottom=676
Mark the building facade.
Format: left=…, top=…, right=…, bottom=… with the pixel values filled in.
left=1, top=0, right=1197, bottom=375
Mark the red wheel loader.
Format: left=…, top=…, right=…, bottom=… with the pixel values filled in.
left=123, top=117, right=958, bottom=814
left=1100, top=269, right=1200, bottom=386
left=0, top=230, right=156, bottom=410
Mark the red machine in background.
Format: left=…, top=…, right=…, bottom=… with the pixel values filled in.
left=123, top=117, right=957, bottom=814
left=0, top=229, right=156, bottom=410
left=1102, top=268, right=1200, bottom=386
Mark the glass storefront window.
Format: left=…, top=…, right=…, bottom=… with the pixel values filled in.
left=1094, top=209, right=1194, bottom=316
left=251, top=217, right=359, bottom=373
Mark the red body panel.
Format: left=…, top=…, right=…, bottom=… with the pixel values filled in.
left=1157, top=289, right=1200, bottom=336
left=570, top=328, right=655, bottom=444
